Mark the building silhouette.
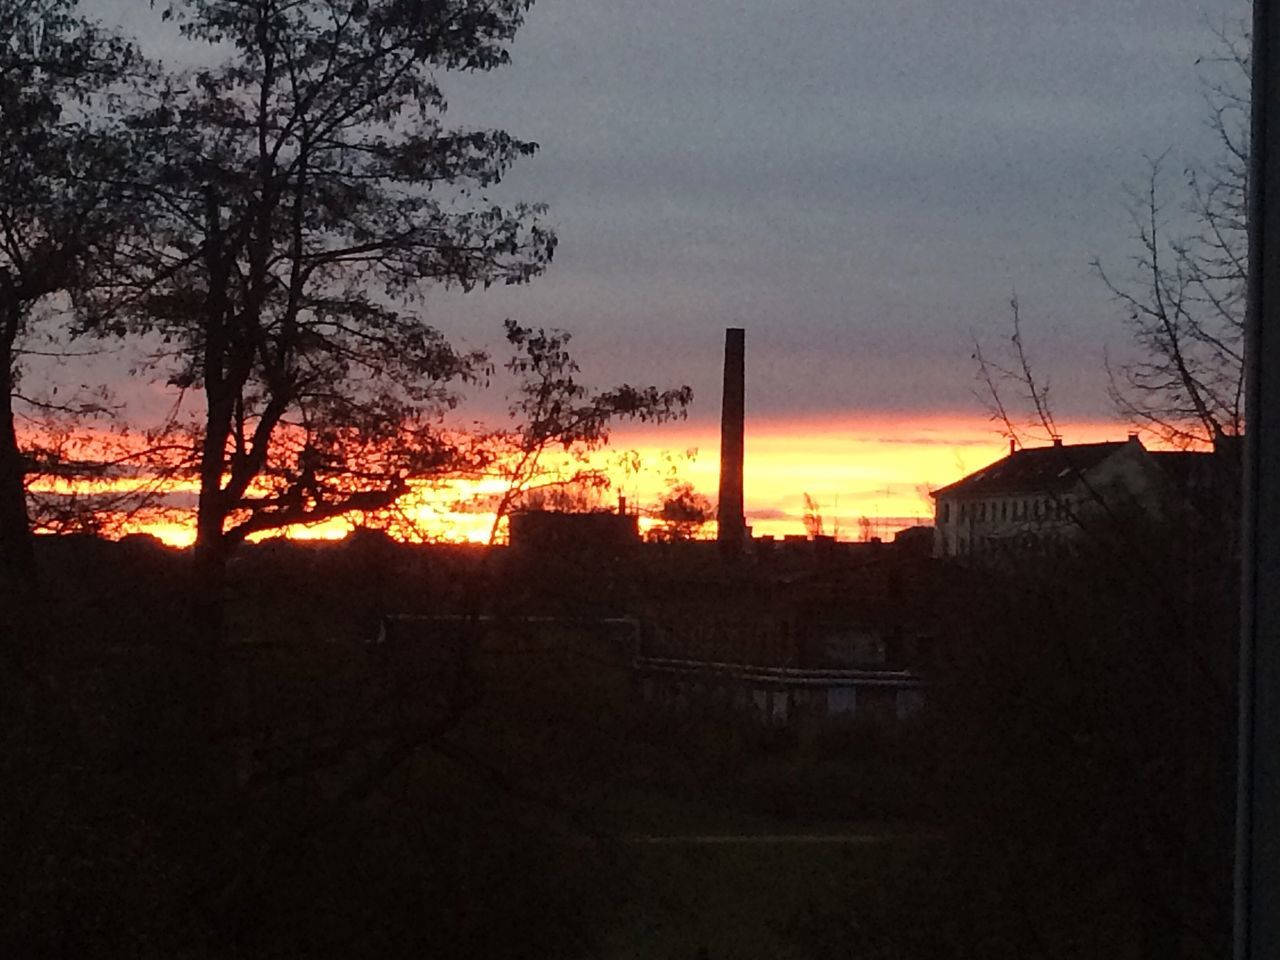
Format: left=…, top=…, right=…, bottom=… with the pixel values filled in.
left=930, top=434, right=1238, bottom=559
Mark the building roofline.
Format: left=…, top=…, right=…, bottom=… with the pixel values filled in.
left=930, top=439, right=1140, bottom=498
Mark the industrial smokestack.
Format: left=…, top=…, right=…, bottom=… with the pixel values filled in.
left=717, top=328, right=746, bottom=553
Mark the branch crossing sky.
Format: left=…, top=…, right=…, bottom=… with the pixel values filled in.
left=80, top=0, right=1245, bottom=539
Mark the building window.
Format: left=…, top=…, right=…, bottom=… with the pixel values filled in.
left=940, top=502, right=950, bottom=523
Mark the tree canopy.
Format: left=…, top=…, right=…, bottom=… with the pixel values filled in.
left=0, top=0, right=140, bottom=584
left=96, top=0, right=556, bottom=585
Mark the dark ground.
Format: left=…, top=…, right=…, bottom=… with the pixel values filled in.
left=1, top=528, right=1238, bottom=959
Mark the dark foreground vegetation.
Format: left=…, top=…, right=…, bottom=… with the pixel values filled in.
left=0, top=513, right=1237, bottom=960
left=0, top=0, right=1249, bottom=951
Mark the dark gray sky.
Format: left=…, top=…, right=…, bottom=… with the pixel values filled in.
left=97, top=0, right=1247, bottom=428
left=423, top=0, right=1245, bottom=425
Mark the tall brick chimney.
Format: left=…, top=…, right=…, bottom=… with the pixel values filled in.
left=717, top=327, right=746, bottom=553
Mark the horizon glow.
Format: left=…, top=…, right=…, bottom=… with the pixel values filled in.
left=26, top=411, right=1144, bottom=547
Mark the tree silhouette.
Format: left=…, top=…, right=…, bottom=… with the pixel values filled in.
left=483, top=320, right=692, bottom=543
left=648, top=480, right=713, bottom=542
left=101, top=0, right=555, bottom=628
left=802, top=492, right=824, bottom=538
left=1093, top=21, right=1249, bottom=446
left=0, top=0, right=139, bottom=585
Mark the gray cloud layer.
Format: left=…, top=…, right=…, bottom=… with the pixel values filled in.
left=91, top=0, right=1246, bottom=426
left=429, top=0, right=1243, bottom=422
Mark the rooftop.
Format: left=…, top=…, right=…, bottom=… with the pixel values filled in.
left=931, top=439, right=1133, bottom=498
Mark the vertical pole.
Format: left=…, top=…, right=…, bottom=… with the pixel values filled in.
left=1236, top=2, right=1280, bottom=956
left=717, top=327, right=746, bottom=554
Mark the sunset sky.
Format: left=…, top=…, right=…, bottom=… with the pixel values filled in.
left=60, top=0, right=1242, bottom=543
left=27, top=411, right=1137, bottom=546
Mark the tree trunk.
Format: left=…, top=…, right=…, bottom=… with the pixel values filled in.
left=192, top=369, right=234, bottom=642
left=0, top=335, right=36, bottom=589
left=188, top=395, right=231, bottom=753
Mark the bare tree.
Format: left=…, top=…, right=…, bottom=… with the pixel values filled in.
left=972, top=294, right=1059, bottom=449
left=963, top=303, right=1238, bottom=960
left=857, top=515, right=873, bottom=542
left=802, top=492, right=824, bottom=538
left=1094, top=20, right=1249, bottom=447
